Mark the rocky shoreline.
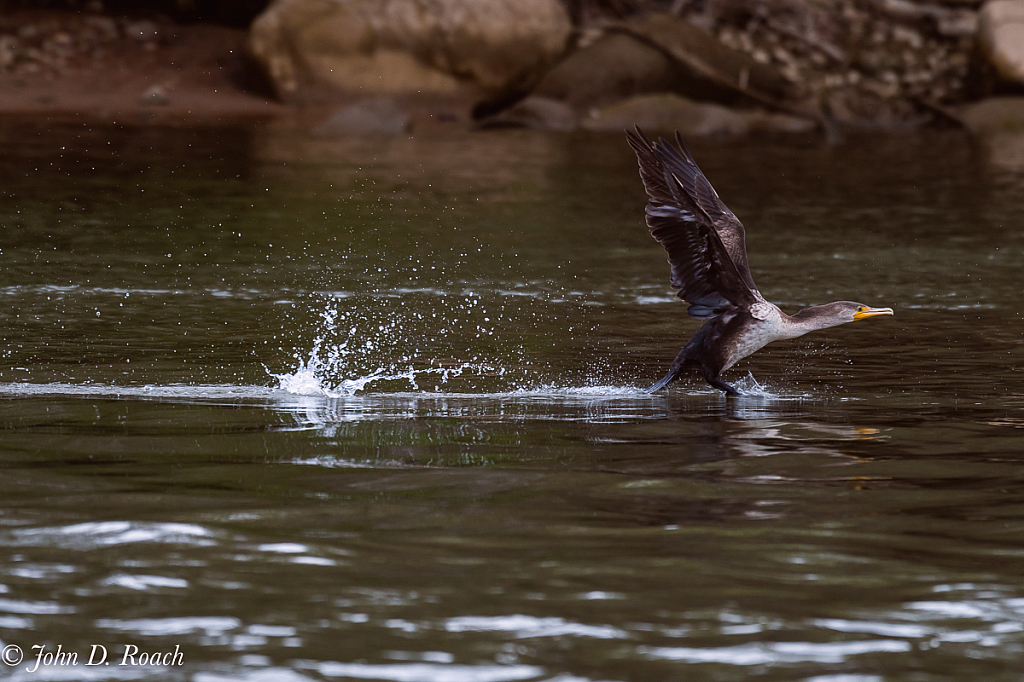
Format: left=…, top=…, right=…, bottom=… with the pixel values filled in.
left=0, top=1, right=1022, bottom=136
left=0, top=8, right=280, bottom=123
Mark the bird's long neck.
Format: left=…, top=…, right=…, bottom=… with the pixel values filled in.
left=784, top=304, right=850, bottom=335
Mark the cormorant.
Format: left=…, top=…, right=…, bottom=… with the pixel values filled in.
left=627, top=128, right=893, bottom=396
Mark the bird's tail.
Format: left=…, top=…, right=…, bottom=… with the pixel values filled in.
left=645, top=348, right=696, bottom=393
left=646, top=370, right=678, bottom=392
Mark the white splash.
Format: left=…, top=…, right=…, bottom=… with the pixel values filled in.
left=271, top=296, right=517, bottom=396
left=274, top=356, right=504, bottom=398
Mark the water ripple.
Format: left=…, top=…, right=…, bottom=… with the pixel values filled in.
left=95, top=616, right=241, bottom=637
left=445, top=615, right=626, bottom=640
left=11, top=522, right=214, bottom=549
left=314, top=662, right=545, bottom=682
left=639, top=639, right=912, bottom=664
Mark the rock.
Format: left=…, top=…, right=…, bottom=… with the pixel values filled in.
left=581, top=93, right=815, bottom=136
left=936, top=11, right=979, bottom=38
left=141, top=84, right=170, bottom=105
left=0, top=35, right=16, bottom=70
left=50, top=32, right=73, bottom=50
left=979, top=131, right=1024, bottom=171
left=248, top=0, right=572, bottom=104
left=977, top=0, right=1024, bottom=87
left=84, top=16, right=120, bottom=42
left=124, top=19, right=160, bottom=44
left=875, top=0, right=978, bottom=38
left=311, top=98, right=411, bottom=134
left=477, top=96, right=576, bottom=131
left=958, top=97, right=1024, bottom=133
left=533, top=33, right=682, bottom=112
left=824, top=87, right=926, bottom=128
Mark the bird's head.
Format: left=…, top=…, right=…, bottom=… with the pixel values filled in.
left=826, top=301, right=895, bottom=323
left=793, top=301, right=894, bottom=331
left=850, top=302, right=895, bottom=321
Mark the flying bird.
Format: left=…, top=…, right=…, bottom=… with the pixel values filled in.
left=627, top=128, right=893, bottom=396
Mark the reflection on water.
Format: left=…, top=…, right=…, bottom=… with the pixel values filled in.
left=979, top=131, right=1024, bottom=174
left=1, top=123, right=1024, bottom=681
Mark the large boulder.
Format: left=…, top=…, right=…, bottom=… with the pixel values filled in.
left=977, top=0, right=1024, bottom=88
left=248, top=0, right=572, bottom=104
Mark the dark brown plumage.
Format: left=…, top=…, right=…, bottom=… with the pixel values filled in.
left=627, top=128, right=893, bottom=395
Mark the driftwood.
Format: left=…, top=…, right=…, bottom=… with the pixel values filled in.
left=612, top=14, right=823, bottom=127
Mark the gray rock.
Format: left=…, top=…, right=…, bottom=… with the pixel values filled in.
left=311, top=98, right=411, bottom=134
left=978, top=0, right=1024, bottom=87
left=248, top=0, right=571, bottom=103
left=582, top=93, right=815, bottom=136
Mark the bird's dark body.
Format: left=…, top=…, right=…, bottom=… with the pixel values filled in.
left=650, top=308, right=752, bottom=395
left=627, top=128, right=893, bottom=395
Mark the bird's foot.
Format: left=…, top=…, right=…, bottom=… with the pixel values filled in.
left=708, top=377, right=743, bottom=397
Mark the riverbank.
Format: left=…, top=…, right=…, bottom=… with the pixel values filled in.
left=0, top=9, right=280, bottom=124
left=1, top=3, right=1021, bottom=136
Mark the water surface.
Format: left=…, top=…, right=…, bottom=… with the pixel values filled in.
left=1, top=122, right=1023, bottom=681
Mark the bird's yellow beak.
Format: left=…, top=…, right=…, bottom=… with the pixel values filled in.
left=853, top=306, right=894, bottom=321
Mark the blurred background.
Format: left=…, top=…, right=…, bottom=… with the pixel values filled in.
left=0, top=0, right=1020, bottom=137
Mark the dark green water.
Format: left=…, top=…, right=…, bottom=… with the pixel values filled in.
left=1, top=121, right=1023, bottom=681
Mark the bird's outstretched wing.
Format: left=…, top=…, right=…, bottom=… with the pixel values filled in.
left=627, top=127, right=761, bottom=319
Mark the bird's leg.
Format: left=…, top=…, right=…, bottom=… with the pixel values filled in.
left=707, top=376, right=742, bottom=397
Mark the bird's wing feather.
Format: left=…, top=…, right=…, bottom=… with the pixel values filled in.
left=627, top=128, right=761, bottom=319
left=659, top=132, right=758, bottom=292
